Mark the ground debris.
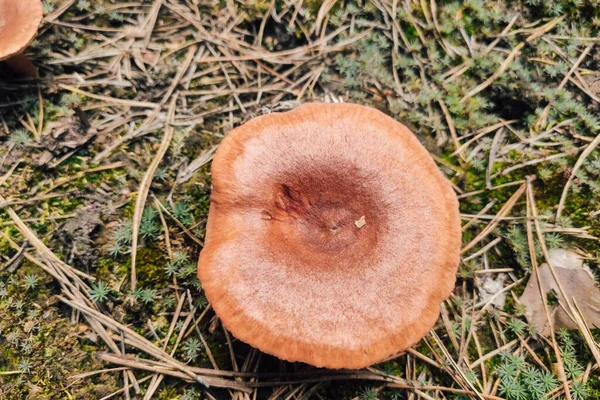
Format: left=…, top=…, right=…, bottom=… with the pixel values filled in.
left=475, top=272, right=508, bottom=309
left=519, top=249, right=600, bottom=335
left=57, top=205, right=103, bottom=268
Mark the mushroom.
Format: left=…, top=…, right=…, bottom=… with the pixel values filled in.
left=198, top=103, right=461, bottom=369
left=0, top=0, right=43, bottom=78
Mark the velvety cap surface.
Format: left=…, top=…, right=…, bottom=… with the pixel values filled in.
left=198, top=103, right=461, bottom=369
left=0, top=0, right=43, bottom=61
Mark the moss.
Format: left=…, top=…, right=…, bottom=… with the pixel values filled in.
left=127, top=246, right=169, bottom=288
left=95, top=257, right=116, bottom=281
left=0, top=274, right=118, bottom=398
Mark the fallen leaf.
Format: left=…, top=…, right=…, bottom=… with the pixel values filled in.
left=476, top=273, right=508, bottom=309
left=35, top=150, right=54, bottom=166
left=519, top=252, right=600, bottom=335
left=582, top=72, right=600, bottom=99
left=548, top=247, right=588, bottom=269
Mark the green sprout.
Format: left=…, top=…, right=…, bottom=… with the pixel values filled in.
left=172, top=202, right=193, bottom=226
left=108, top=241, right=127, bottom=257
left=132, top=288, right=156, bottom=304
left=140, top=209, right=160, bottom=239
left=18, top=359, right=33, bottom=373
left=164, top=263, right=179, bottom=277
left=8, top=130, right=32, bottom=148
left=23, top=274, right=40, bottom=291
left=89, top=281, right=110, bottom=303
left=114, top=222, right=133, bottom=244
left=359, top=387, right=379, bottom=400
left=183, top=337, right=202, bottom=361
left=506, top=318, right=526, bottom=336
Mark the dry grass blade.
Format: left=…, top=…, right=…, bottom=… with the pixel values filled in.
left=0, top=194, right=94, bottom=283
left=460, top=15, right=565, bottom=103
left=461, top=183, right=526, bottom=254
left=534, top=43, right=594, bottom=130
left=130, top=95, right=177, bottom=291
left=58, top=84, right=159, bottom=109
left=571, top=299, right=600, bottom=366
left=58, top=296, right=210, bottom=387
left=97, top=352, right=504, bottom=399
left=428, top=331, right=485, bottom=400
left=152, top=195, right=203, bottom=245
left=525, top=177, right=572, bottom=399
left=175, top=145, right=218, bottom=185
left=556, top=131, right=600, bottom=220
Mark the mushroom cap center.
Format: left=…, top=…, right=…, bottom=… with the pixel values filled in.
left=265, top=169, right=382, bottom=266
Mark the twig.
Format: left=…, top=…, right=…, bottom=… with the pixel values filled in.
left=556, top=131, right=600, bottom=220
left=130, top=95, right=177, bottom=291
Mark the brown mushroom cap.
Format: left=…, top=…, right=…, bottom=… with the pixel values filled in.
left=0, top=0, right=43, bottom=61
left=198, top=103, right=461, bottom=369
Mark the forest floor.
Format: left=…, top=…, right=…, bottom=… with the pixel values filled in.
left=1, top=0, right=600, bottom=399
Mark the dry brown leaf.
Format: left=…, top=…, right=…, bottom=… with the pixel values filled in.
left=520, top=262, right=600, bottom=335
left=582, top=72, right=600, bottom=99
left=476, top=273, right=508, bottom=309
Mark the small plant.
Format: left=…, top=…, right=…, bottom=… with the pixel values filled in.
left=163, top=294, right=176, bottom=309
left=109, top=11, right=124, bottom=21
left=166, top=250, right=189, bottom=276
left=18, top=359, right=32, bottom=373
left=544, top=233, right=564, bottom=249
left=20, top=337, right=34, bottom=354
left=139, top=288, right=156, bottom=304
left=195, top=296, right=208, bottom=308
left=499, top=376, right=528, bottom=400
left=172, top=251, right=189, bottom=265
left=140, top=208, right=160, bottom=240
left=154, top=168, right=168, bottom=181
left=359, top=387, right=379, bottom=400
left=14, top=299, right=25, bottom=311
left=8, top=130, right=32, bottom=148
left=180, top=388, right=200, bottom=400
left=42, top=1, right=55, bottom=15
left=76, top=0, right=90, bottom=11
left=563, top=350, right=585, bottom=380
left=114, top=222, right=133, bottom=244
left=132, top=288, right=156, bottom=304
left=7, top=331, right=21, bottom=346
left=495, top=351, right=559, bottom=400
left=571, top=380, right=592, bottom=400
left=506, top=318, right=526, bottom=336
left=23, top=274, right=39, bottom=291
left=89, top=281, right=110, bottom=303
left=108, top=241, right=126, bottom=257
left=26, top=309, right=39, bottom=320
left=60, top=94, right=82, bottom=107
left=183, top=337, right=202, bottom=361
left=164, top=262, right=179, bottom=277
left=172, top=202, right=193, bottom=226
left=177, top=262, right=197, bottom=279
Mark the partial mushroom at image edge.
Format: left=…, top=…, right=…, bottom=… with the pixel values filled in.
left=0, top=0, right=44, bottom=78
left=197, top=102, right=462, bottom=369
